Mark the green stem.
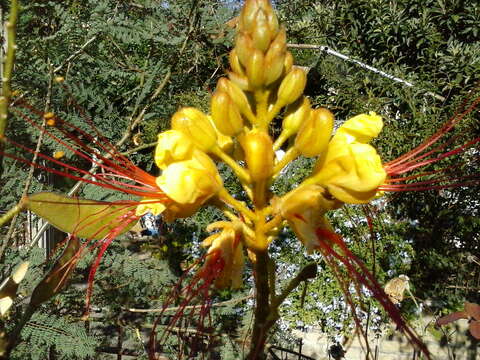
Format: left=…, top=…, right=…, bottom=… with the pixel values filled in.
left=0, top=198, right=26, bottom=228
left=0, top=0, right=19, bottom=176
left=273, top=147, right=299, bottom=177
left=217, top=189, right=256, bottom=222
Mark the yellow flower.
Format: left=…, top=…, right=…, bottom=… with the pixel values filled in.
left=311, top=112, right=386, bottom=204
left=202, top=221, right=245, bottom=289
left=154, top=130, right=195, bottom=170
left=156, top=150, right=222, bottom=205
left=137, top=130, right=223, bottom=221
left=273, top=185, right=340, bottom=253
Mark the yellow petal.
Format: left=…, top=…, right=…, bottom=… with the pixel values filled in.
left=156, top=151, right=222, bottom=205
left=155, top=130, right=195, bottom=170
left=313, top=142, right=386, bottom=204
left=335, top=112, right=383, bottom=144
left=136, top=198, right=167, bottom=217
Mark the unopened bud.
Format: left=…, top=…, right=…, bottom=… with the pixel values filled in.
left=283, top=96, right=311, bottom=136
left=264, top=28, right=286, bottom=85
left=277, top=67, right=307, bottom=106
left=242, top=129, right=274, bottom=182
left=235, top=32, right=254, bottom=68
left=251, top=9, right=271, bottom=52
left=54, top=76, right=65, bottom=83
left=0, top=262, right=29, bottom=315
left=229, top=49, right=245, bottom=76
left=283, top=51, right=294, bottom=74
left=228, top=71, right=250, bottom=91
left=295, top=108, right=334, bottom=157
left=211, top=91, right=244, bottom=136
left=239, top=0, right=260, bottom=32
left=171, top=107, right=217, bottom=152
left=246, top=49, right=265, bottom=88
left=217, top=78, right=253, bottom=119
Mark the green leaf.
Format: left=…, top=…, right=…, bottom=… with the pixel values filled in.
left=27, top=192, right=138, bottom=240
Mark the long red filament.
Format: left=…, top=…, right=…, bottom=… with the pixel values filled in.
left=315, top=229, right=431, bottom=359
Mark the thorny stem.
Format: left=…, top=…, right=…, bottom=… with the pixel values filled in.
left=0, top=0, right=19, bottom=177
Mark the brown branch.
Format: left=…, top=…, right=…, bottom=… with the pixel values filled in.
left=53, top=35, right=97, bottom=74
left=127, top=294, right=253, bottom=313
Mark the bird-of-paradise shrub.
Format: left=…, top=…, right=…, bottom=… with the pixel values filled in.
left=0, top=0, right=479, bottom=358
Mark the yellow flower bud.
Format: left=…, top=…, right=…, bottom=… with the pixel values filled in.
left=264, top=28, right=286, bottom=85
left=241, top=129, right=274, bottom=182
left=217, top=78, right=254, bottom=120
left=229, top=49, right=245, bottom=76
left=283, top=51, right=294, bottom=74
left=235, top=32, right=254, bottom=68
left=277, top=67, right=307, bottom=106
left=282, top=96, right=311, bottom=136
left=171, top=107, right=217, bottom=153
left=228, top=71, right=251, bottom=91
left=155, top=130, right=195, bottom=170
left=251, top=9, right=271, bottom=52
left=295, top=108, right=334, bottom=157
left=211, top=91, right=244, bottom=136
left=246, top=49, right=265, bottom=88
left=239, top=0, right=260, bottom=33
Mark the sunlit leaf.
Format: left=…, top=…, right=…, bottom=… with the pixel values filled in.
left=27, top=192, right=138, bottom=240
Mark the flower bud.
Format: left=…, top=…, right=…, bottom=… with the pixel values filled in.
left=171, top=107, right=217, bottom=152
left=251, top=9, right=271, bottom=52
left=229, top=49, right=245, bottom=76
left=211, top=91, right=244, bottom=136
left=295, top=108, right=334, bottom=157
left=239, top=0, right=260, bottom=32
left=235, top=32, right=254, bottom=68
left=217, top=78, right=253, bottom=119
left=264, top=28, right=286, bottom=85
left=246, top=49, right=265, bottom=88
left=282, top=96, right=311, bottom=136
left=228, top=71, right=250, bottom=91
left=277, top=67, right=307, bottom=106
left=283, top=51, right=294, bottom=74
left=241, top=129, right=274, bottom=182
left=0, top=262, right=29, bottom=315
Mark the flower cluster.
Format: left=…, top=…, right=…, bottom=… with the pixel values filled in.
left=129, top=0, right=387, bottom=286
